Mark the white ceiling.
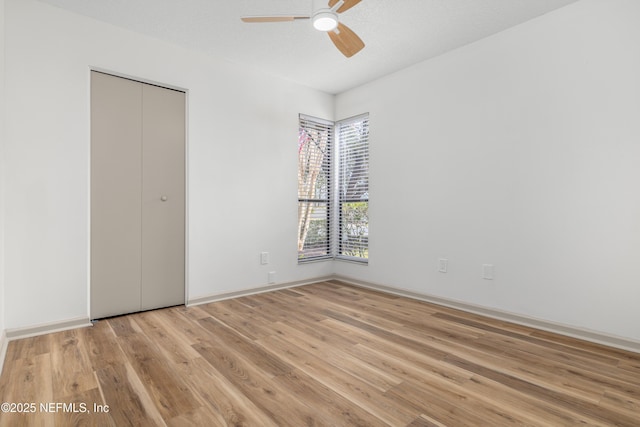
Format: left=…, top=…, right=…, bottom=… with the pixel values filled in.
left=37, top=0, right=580, bottom=94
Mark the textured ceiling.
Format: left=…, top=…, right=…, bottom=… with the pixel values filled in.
left=36, top=0, right=580, bottom=94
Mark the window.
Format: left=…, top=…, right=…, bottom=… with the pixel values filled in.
left=298, top=115, right=333, bottom=261
left=298, top=113, right=369, bottom=263
left=337, top=114, right=369, bottom=261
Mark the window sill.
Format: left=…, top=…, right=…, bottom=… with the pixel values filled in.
left=335, top=256, right=368, bottom=265
left=298, top=257, right=332, bottom=265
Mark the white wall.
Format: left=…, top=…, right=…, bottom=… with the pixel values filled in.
left=3, top=0, right=334, bottom=330
left=335, top=0, right=640, bottom=342
left=0, top=0, right=7, bottom=340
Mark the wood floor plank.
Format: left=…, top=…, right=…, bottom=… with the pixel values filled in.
left=1, top=281, right=638, bottom=426
left=133, top=311, right=202, bottom=365
left=599, top=389, right=640, bottom=420
left=300, top=289, right=410, bottom=332
left=275, top=288, right=306, bottom=298
left=115, top=331, right=199, bottom=420
left=2, top=333, right=51, bottom=362
left=198, top=298, right=277, bottom=340
left=174, top=304, right=211, bottom=322
left=462, top=374, right=613, bottom=426
left=322, top=308, right=450, bottom=361
left=193, top=343, right=332, bottom=427
left=95, top=363, right=166, bottom=427
left=280, top=315, right=360, bottom=350
left=435, top=312, right=621, bottom=367
left=165, top=405, right=226, bottom=427
left=406, top=414, right=446, bottom=427
left=275, top=320, right=404, bottom=392
left=159, top=306, right=219, bottom=345
left=49, top=329, right=97, bottom=400
left=308, top=285, right=443, bottom=326
left=174, top=356, right=279, bottom=427
left=78, top=319, right=128, bottom=371
left=385, top=379, right=501, bottom=427
left=530, top=329, right=640, bottom=364
left=347, top=341, right=477, bottom=411
left=260, top=332, right=418, bottom=426
left=108, top=315, right=142, bottom=337
left=197, top=317, right=293, bottom=377
left=444, top=352, right=640, bottom=426
left=274, top=368, right=392, bottom=427
left=202, top=294, right=283, bottom=324
left=241, top=291, right=328, bottom=324
left=476, top=334, right=640, bottom=400
left=52, top=387, right=115, bottom=427
left=0, top=354, right=54, bottom=427
left=390, top=317, right=624, bottom=406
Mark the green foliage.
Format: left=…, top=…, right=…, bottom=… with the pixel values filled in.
left=298, top=217, right=329, bottom=259
left=341, top=201, right=368, bottom=258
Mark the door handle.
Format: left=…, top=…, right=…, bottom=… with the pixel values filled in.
left=161, top=196, right=168, bottom=202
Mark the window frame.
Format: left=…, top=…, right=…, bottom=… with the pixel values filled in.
left=297, top=113, right=369, bottom=264
left=297, top=114, right=333, bottom=262
left=336, top=114, right=369, bottom=263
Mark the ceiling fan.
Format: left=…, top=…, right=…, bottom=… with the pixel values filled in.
left=241, top=0, right=365, bottom=58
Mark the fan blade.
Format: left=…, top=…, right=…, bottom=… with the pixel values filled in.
left=328, top=22, right=365, bottom=57
left=241, top=16, right=310, bottom=23
left=328, top=0, right=361, bottom=14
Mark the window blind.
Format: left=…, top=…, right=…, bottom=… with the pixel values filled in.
left=337, top=114, right=369, bottom=261
left=298, top=114, right=333, bottom=261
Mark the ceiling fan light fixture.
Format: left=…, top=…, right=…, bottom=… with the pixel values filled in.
left=312, top=10, right=338, bottom=31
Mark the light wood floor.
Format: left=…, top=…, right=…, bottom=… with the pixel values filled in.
left=1, top=281, right=639, bottom=426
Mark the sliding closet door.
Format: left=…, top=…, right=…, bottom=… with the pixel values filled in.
left=91, top=72, right=143, bottom=318
left=141, top=83, right=185, bottom=310
left=91, top=71, right=185, bottom=319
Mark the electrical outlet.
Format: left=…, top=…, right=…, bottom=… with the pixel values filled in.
left=438, top=258, right=448, bottom=273
left=268, top=271, right=276, bottom=284
left=482, top=264, right=494, bottom=280
left=260, top=252, right=269, bottom=265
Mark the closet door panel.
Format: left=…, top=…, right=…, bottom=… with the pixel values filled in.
left=90, top=72, right=143, bottom=318
left=140, top=84, right=186, bottom=310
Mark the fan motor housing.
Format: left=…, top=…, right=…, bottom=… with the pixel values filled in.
left=313, top=10, right=339, bottom=31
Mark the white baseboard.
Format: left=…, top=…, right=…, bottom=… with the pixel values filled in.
left=5, top=317, right=92, bottom=341
left=187, top=276, right=335, bottom=306
left=334, top=275, right=640, bottom=354
left=0, top=329, right=7, bottom=376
